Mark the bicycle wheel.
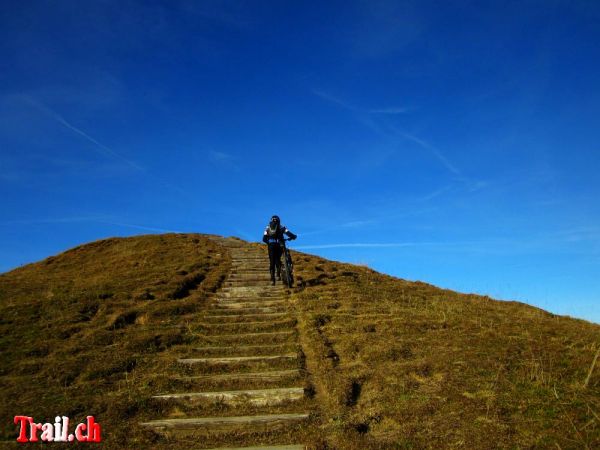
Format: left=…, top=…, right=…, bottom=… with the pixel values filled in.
left=282, top=248, right=294, bottom=287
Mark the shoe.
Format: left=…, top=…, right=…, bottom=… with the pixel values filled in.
left=271, top=279, right=276, bottom=286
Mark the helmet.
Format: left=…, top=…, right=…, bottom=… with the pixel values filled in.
left=270, top=215, right=280, bottom=224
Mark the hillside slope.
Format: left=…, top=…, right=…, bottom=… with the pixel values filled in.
left=0, top=234, right=231, bottom=447
left=290, top=246, right=600, bottom=448
left=1, top=234, right=599, bottom=449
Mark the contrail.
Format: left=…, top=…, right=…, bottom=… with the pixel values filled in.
left=0, top=216, right=107, bottom=225
left=312, top=89, right=460, bottom=176
left=99, top=221, right=180, bottom=233
left=294, top=242, right=438, bottom=250
left=312, top=89, right=408, bottom=115
left=23, top=96, right=144, bottom=171
left=22, top=96, right=196, bottom=196
left=396, top=131, right=462, bottom=176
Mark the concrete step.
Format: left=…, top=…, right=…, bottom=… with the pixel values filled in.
left=172, top=369, right=301, bottom=382
left=152, top=387, right=305, bottom=406
left=196, top=319, right=296, bottom=332
left=211, top=290, right=285, bottom=296
left=229, top=263, right=269, bottom=267
left=221, top=286, right=272, bottom=293
left=223, top=282, right=275, bottom=288
left=230, top=269, right=273, bottom=273
left=215, top=294, right=286, bottom=301
left=213, top=301, right=287, bottom=309
left=139, top=413, right=309, bottom=431
left=204, top=306, right=287, bottom=315
left=226, top=276, right=273, bottom=281
left=204, top=445, right=304, bottom=450
left=230, top=256, right=269, bottom=260
left=202, top=312, right=290, bottom=323
left=192, top=344, right=297, bottom=356
left=215, top=297, right=286, bottom=303
left=213, top=298, right=286, bottom=305
left=217, top=294, right=286, bottom=300
left=178, top=354, right=297, bottom=365
left=217, top=290, right=285, bottom=297
left=214, top=296, right=286, bottom=303
left=198, top=330, right=296, bottom=338
left=227, top=274, right=273, bottom=279
left=224, top=278, right=275, bottom=283
left=195, top=330, right=297, bottom=346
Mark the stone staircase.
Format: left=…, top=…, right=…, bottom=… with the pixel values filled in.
left=140, top=238, right=315, bottom=449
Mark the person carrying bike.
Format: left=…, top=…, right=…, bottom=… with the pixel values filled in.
left=262, top=215, right=297, bottom=285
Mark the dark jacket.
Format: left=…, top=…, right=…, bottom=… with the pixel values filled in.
left=262, top=224, right=296, bottom=244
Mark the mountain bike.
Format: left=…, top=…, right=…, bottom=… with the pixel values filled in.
left=280, top=238, right=294, bottom=288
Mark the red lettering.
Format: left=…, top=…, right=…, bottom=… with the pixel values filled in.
left=13, top=416, right=30, bottom=443
left=86, top=416, right=101, bottom=442
left=29, top=421, right=42, bottom=442
left=75, top=423, right=87, bottom=442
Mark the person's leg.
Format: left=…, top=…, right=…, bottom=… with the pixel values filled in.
left=274, top=244, right=283, bottom=280
left=267, top=243, right=277, bottom=284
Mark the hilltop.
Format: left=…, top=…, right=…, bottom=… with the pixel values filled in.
left=0, top=233, right=599, bottom=449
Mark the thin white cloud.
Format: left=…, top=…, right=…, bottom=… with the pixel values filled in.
left=99, top=221, right=179, bottom=233
left=312, top=89, right=461, bottom=177
left=297, top=218, right=377, bottom=237
left=209, top=150, right=235, bottom=162
left=0, top=216, right=116, bottom=226
left=23, top=96, right=144, bottom=171
left=396, top=131, right=461, bottom=176
left=418, top=185, right=453, bottom=202
left=15, top=95, right=196, bottom=196
left=0, top=216, right=178, bottom=234
left=341, top=220, right=376, bottom=228
left=312, top=89, right=357, bottom=111
left=207, top=149, right=240, bottom=172
left=368, top=107, right=410, bottom=114
left=295, top=232, right=600, bottom=255
left=545, top=227, right=600, bottom=243
left=312, top=89, right=408, bottom=115
left=295, top=242, right=441, bottom=250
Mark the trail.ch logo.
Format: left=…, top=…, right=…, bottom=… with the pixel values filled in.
left=14, top=416, right=101, bottom=443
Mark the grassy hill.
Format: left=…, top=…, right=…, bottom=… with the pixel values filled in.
left=1, top=233, right=599, bottom=448
left=0, top=234, right=231, bottom=447
left=291, top=250, right=600, bottom=448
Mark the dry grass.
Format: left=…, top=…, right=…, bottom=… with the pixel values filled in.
left=1, top=235, right=599, bottom=449
left=289, top=249, right=600, bottom=449
left=0, top=233, right=230, bottom=448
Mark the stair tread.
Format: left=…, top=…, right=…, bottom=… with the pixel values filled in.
left=203, top=445, right=304, bottom=450
left=194, top=344, right=295, bottom=351
left=201, top=331, right=295, bottom=338
left=171, top=369, right=301, bottom=381
left=178, top=354, right=297, bottom=363
left=204, top=313, right=289, bottom=319
left=139, top=413, right=309, bottom=428
left=153, top=387, right=304, bottom=399
left=199, top=319, right=294, bottom=327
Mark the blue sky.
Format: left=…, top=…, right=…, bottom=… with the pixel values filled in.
left=1, top=1, right=599, bottom=323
